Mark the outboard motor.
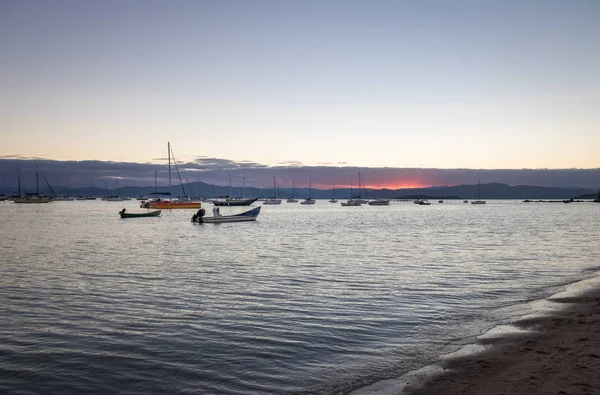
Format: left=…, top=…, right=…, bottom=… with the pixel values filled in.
left=192, top=208, right=206, bottom=223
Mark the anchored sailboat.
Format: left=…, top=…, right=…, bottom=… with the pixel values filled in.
left=147, top=142, right=201, bottom=209
left=471, top=181, right=486, bottom=205
left=287, top=181, right=298, bottom=203
left=263, top=177, right=282, bottom=205
left=13, top=165, right=53, bottom=203
left=301, top=177, right=316, bottom=204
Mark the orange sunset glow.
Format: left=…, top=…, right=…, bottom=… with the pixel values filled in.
left=328, top=180, right=430, bottom=190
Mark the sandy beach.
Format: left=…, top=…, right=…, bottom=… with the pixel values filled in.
left=403, top=285, right=600, bottom=394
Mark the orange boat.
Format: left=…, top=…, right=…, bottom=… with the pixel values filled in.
left=143, top=142, right=201, bottom=209
left=149, top=200, right=201, bottom=209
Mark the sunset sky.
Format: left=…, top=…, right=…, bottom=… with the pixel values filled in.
left=1, top=1, right=599, bottom=188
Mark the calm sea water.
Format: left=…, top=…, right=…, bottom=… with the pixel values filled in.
left=1, top=200, right=599, bottom=394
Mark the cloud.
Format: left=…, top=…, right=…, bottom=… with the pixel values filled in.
left=276, top=160, right=303, bottom=167
left=0, top=157, right=599, bottom=192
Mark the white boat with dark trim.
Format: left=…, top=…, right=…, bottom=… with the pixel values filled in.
left=191, top=206, right=261, bottom=223
left=287, top=181, right=298, bottom=203
left=300, top=177, right=316, bottom=205
left=368, top=198, right=391, bottom=206
left=341, top=182, right=362, bottom=206
left=263, top=177, right=282, bottom=205
left=471, top=181, right=486, bottom=205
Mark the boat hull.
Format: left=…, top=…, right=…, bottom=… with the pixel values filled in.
left=193, top=206, right=261, bottom=223
left=368, top=199, right=390, bottom=206
left=263, top=199, right=281, bottom=205
left=120, top=210, right=161, bottom=218
left=13, top=197, right=53, bottom=203
left=212, top=198, right=258, bottom=206
left=149, top=201, right=201, bottom=209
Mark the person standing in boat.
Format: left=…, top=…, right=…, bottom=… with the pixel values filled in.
left=212, top=206, right=220, bottom=218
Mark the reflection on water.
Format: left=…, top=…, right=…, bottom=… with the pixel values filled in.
left=1, top=200, right=599, bottom=394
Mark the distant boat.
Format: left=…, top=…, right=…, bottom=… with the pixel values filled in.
left=103, top=195, right=124, bottom=202
left=287, top=181, right=298, bottom=203
left=119, top=209, right=161, bottom=218
left=214, top=175, right=258, bottom=206
left=53, top=195, right=75, bottom=201
left=329, top=186, right=338, bottom=203
left=263, top=177, right=282, bottom=205
left=341, top=182, right=362, bottom=206
left=353, top=172, right=369, bottom=204
left=213, top=197, right=259, bottom=206
left=13, top=166, right=53, bottom=204
left=594, top=191, right=600, bottom=203
left=13, top=194, right=53, bottom=204
left=413, top=188, right=426, bottom=204
left=300, top=177, right=316, bottom=205
left=368, top=198, right=391, bottom=206
left=147, top=143, right=201, bottom=209
left=471, top=181, right=486, bottom=205
left=192, top=206, right=261, bottom=223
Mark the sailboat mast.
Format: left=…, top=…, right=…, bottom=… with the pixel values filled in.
left=243, top=175, right=246, bottom=199
left=36, top=164, right=39, bottom=195
left=154, top=170, right=157, bottom=191
left=17, top=168, right=21, bottom=196
left=229, top=174, right=232, bottom=197
left=168, top=142, right=172, bottom=202
left=273, top=176, right=276, bottom=198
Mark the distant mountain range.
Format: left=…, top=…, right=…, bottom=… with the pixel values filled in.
left=3, top=182, right=597, bottom=200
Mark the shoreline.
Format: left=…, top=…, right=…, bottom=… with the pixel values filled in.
left=352, top=275, right=600, bottom=395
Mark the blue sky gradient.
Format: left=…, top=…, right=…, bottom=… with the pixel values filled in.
left=1, top=1, right=599, bottom=182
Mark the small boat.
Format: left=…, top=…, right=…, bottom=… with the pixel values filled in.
left=263, top=177, right=282, bottom=205
left=471, top=181, right=486, bottom=205
left=287, top=181, right=298, bottom=203
left=103, top=195, right=124, bottom=201
left=13, top=194, right=53, bottom=203
left=594, top=191, right=600, bottom=203
left=13, top=167, right=54, bottom=203
left=145, top=143, right=201, bottom=209
left=119, top=209, right=161, bottom=218
left=192, top=206, right=261, bottom=223
left=417, top=200, right=431, bottom=205
left=329, top=186, right=338, bottom=203
left=213, top=197, right=259, bottom=206
left=213, top=175, right=258, bottom=206
left=341, top=182, right=362, bottom=206
left=368, top=199, right=391, bottom=206
left=300, top=177, right=316, bottom=204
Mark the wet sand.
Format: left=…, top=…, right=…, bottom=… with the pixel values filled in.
left=404, top=287, right=600, bottom=394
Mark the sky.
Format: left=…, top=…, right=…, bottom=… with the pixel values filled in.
left=1, top=0, right=599, bottom=188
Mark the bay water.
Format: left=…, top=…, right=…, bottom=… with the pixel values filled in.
left=1, top=200, right=599, bottom=394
